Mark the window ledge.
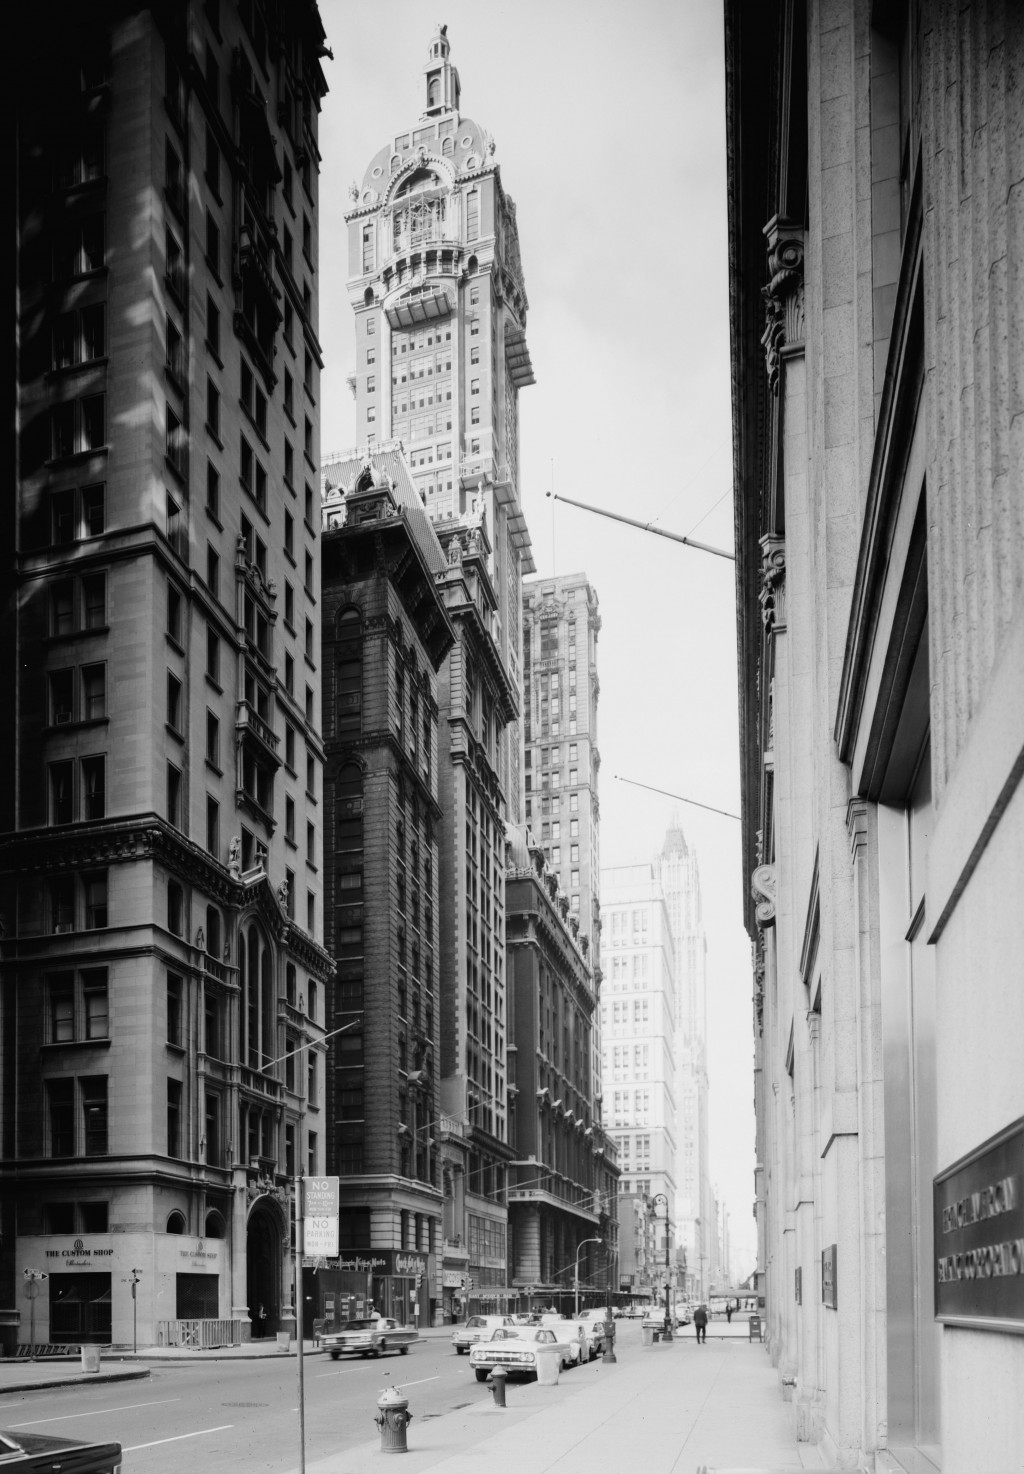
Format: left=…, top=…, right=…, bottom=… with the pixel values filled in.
left=41, top=1037, right=111, bottom=1051
left=47, top=716, right=109, bottom=734
left=46, top=447, right=109, bottom=472
left=166, top=722, right=185, bottom=745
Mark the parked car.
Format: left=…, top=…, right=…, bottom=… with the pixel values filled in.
left=468, top=1325, right=576, bottom=1381
left=675, top=1304, right=693, bottom=1327
left=537, top=1314, right=588, bottom=1363
left=577, top=1308, right=611, bottom=1355
left=322, top=1317, right=419, bottom=1359
left=621, top=1304, right=645, bottom=1318
left=641, top=1308, right=671, bottom=1330
left=0, top=1430, right=122, bottom=1473
left=451, top=1313, right=517, bottom=1354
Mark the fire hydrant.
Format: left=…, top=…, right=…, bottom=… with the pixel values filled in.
left=375, top=1386, right=413, bottom=1454
left=487, top=1365, right=508, bottom=1407
left=602, top=1317, right=618, bottom=1364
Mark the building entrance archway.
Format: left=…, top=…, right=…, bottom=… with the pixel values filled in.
left=246, top=1198, right=284, bottom=1338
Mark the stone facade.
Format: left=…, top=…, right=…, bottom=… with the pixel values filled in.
left=3, top=0, right=331, bottom=1351
left=727, top=1, right=1024, bottom=1466
left=504, top=824, right=617, bottom=1308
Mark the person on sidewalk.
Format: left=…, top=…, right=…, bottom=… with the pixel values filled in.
left=693, top=1304, right=708, bottom=1344
left=726, top=1302, right=733, bottom=1324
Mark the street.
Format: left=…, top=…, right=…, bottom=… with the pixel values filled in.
left=0, top=1330, right=615, bottom=1474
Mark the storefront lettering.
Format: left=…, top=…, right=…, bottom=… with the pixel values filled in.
left=941, top=1175, right=1017, bottom=1235
left=44, top=1249, right=114, bottom=1258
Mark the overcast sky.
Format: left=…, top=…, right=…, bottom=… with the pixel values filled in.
left=316, top=0, right=755, bottom=1278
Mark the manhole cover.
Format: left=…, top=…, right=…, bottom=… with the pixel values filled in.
left=222, top=1402, right=268, bottom=1407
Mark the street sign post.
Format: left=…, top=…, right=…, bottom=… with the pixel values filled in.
left=302, top=1177, right=340, bottom=1257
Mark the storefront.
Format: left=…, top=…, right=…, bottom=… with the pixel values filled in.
left=15, top=1231, right=229, bottom=1348
left=309, top=1249, right=429, bottom=1329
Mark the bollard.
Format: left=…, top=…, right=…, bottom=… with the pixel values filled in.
left=601, top=1318, right=617, bottom=1364
left=487, top=1365, right=508, bottom=1407
left=375, top=1386, right=413, bottom=1454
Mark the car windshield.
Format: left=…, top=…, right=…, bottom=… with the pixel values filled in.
left=467, top=1317, right=487, bottom=1327
left=340, top=1319, right=375, bottom=1330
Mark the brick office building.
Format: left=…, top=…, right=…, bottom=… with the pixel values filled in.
left=318, top=447, right=453, bottom=1325
left=2, top=0, right=331, bottom=1350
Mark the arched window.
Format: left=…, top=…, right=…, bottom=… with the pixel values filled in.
left=204, top=1210, right=225, bottom=1239
left=166, top=1211, right=186, bottom=1234
left=240, top=921, right=274, bottom=1071
left=442, top=137, right=454, bottom=157
left=428, top=77, right=440, bottom=108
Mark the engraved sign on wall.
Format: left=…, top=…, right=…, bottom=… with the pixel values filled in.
left=934, top=1115, right=1024, bottom=1332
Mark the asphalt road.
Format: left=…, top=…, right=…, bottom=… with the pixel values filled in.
left=0, top=1335, right=580, bottom=1474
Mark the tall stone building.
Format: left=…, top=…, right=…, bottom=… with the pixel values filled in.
left=522, top=576, right=603, bottom=1119
left=728, top=1, right=1024, bottom=1466
left=599, top=864, right=676, bottom=1300
left=505, top=825, right=617, bottom=1309
left=656, top=822, right=711, bottom=1301
left=318, top=447, right=453, bottom=1325
left=339, top=29, right=536, bottom=1320
left=2, top=0, right=331, bottom=1350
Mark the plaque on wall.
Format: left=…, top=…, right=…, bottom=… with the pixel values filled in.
left=821, top=1244, right=837, bottom=1309
left=795, top=1266, right=802, bottom=1304
left=934, top=1114, right=1024, bottom=1333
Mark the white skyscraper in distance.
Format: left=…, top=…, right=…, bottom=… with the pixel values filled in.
left=656, top=820, right=712, bottom=1299
left=599, top=864, right=676, bottom=1285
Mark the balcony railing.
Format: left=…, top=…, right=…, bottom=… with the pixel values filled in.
left=236, top=701, right=281, bottom=766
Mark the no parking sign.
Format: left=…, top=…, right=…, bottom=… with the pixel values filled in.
left=303, top=1176, right=340, bottom=1256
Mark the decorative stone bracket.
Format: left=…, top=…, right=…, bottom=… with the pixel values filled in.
left=761, top=215, right=805, bottom=394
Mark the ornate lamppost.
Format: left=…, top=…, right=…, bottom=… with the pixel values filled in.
left=651, top=1194, right=673, bottom=1342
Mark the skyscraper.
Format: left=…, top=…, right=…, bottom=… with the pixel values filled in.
left=656, top=821, right=711, bottom=1299
left=338, top=29, right=536, bottom=1318
left=3, top=0, right=330, bottom=1351
left=522, top=575, right=603, bottom=1102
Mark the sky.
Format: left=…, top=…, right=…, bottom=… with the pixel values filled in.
left=315, top=0, right=755, bottom=1278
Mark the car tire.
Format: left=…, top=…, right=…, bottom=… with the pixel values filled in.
left=399, top=1345, right=409, bottom=1355
left=330, top=1351, right=340, bottom=1360
left=455, top=1346, right=466, bottom=1355
left=475, top=1368, right=489, bottom=1382
left=374, top=1342, right=384, bottom=1357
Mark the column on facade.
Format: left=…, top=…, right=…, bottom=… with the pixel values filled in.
left=514, top=1206, right=541, bottom=1284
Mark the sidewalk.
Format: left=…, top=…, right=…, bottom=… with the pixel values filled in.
left=284, top=1334, right=825, bottom=1474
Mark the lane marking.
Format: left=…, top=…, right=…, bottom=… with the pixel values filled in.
left=379, top=1375, right=440, bottom=1389
left=124, top=1424, right=233, bottom=1451
left=10, top=1399, right=181, bottom=1428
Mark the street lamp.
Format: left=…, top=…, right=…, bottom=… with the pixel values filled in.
left=574, top=1237, right=603, bottom=1317
left=651, top=1194, right=673, bottom=1342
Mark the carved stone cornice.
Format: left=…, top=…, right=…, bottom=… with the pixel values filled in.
left=759, top=533, right=787, bottom=634
left=751, top=863, right=777, bottom=926
left=761, top=215, right=805, bottom=394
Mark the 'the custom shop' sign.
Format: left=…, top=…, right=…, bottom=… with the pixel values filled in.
left=934, top=1115, right=1024, bottom=1333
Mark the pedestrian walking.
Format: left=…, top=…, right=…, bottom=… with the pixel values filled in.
left=726, top=1302, right=733, bottom=1324
left=693, top=1304, right=708, bottom=1344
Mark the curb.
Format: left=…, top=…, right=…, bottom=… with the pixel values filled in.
left=0, top=1368, right=151, bottom=1396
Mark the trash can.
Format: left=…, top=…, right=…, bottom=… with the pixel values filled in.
left=535, top=1347, right=560, bottom=1385
left=80, top=1345, right=101, bottom=1373
left=641, top=1325, right=654, bottom=1347
left=748, top=1315, right=762, bottom=1342
left=276, top=1331, right=292, bottom=1351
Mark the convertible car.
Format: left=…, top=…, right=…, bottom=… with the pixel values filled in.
left=322, top=1317, right=419, bottom=1359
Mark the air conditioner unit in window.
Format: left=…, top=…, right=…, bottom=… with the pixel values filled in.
left=55, top=712, right=72, bottom=724
left=53, top=924, right=74, bottom=934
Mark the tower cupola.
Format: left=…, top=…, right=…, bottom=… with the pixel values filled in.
left=423, top=24, right=460, bottom=117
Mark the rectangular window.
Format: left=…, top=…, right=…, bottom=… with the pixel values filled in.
left=167, top=671, right=182, bottom=732
left=81, top=755, right=105, bottom=820
left=50, top=760, right=74, bottom=825
left=206, top=544, right=220, bottom=598
left=49, top=973, right=75, bottom=1043
left=306, top=821, right=315, bottom=864
left=206, top=795, right=219, bottom=856
left=304, top=617, right=314, bottom=661
left=83, top=969, right=108, bottom=1039
left=167, top=973, right=183, bottom=1046
left=284, top=440, right=294, bottom=486
left=207, top=627, right=220, bottom=683
left=205, top=123, right=220, bottom=195
left=305, top=552, right=313, bottom=594
left=82, top=664, right=105, bottom=720
left=285, top=868, right=296, bottom=919
left=47, top=1079, right=75, bottom=1156
left=167, top=763, right=182, bottom=827
left=83, top=573, right=106, bottom=629
left=207, top=378, right=220, bottom=438
left=206, top=461, right=220, bottom=521
left=47, top=873, right=71, bottom=928
left=82, top=1077, right=108, bottom=1155
left=49, top=667, right=74, bottom=726
left=168, top=1079, right=182, bottom=1158
left=206, top=709, right=220, bottom=767
left=84, top=871, right=107, bottom=929
left=206, top=210, right=220, bottom=275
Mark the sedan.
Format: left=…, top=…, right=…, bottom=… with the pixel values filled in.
left=0, top=1430, right=122, bottom=1473
left=322, top=1317, right=419, bottom=1359
left=451, top=1314, right=517, bottom=1354
left=468, top=1326, right=575, bottom=1381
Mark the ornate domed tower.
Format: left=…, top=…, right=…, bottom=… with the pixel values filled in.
left=337, top=30, right=537, bottom=1322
